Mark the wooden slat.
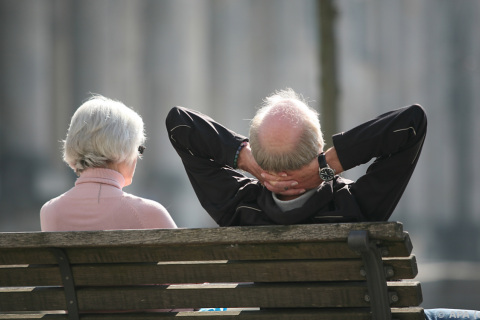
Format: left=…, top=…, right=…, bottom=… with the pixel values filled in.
left=388, top=281, right=424, bottom=307
left=0, top=248, right=58, bottom=265
left=0, top=315, right=68, bottom=320
left=0, top=239, right=412, bottom=265
left=392, top=308, right=426, bottom=320
left=70, top=257, right=417, bottom=284
left=0, top=256, right=418, bottom=287
left=0, top=282, right=422, bottom=312
left=65, top=242, right=360, bottom=263
left=0, top=265, right=61, bottom=286
left=0, top=223, right=406, bottom=249
left=77, top=282, right=369, bottom=310
left=0, top=224, right=412, bottom=266
left=0, top=312, right=67, bottom=320
left=384, top=255, right=418, bottom=280
left=0, top=308, right=425, bottom=320
left=0, top=287, right=66, bottom=311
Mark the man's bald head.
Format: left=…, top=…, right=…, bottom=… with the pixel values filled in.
left=249, top=89, right=324, bottom=172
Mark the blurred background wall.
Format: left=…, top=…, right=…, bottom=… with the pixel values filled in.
left=1, top=0, right=479, bottom=310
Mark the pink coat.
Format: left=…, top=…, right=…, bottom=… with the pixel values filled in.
left=40, top=168, right=177, bottom=231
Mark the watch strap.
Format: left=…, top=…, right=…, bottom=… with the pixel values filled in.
left=318, top=152, right=328, bottom=169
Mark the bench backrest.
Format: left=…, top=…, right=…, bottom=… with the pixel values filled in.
left=0, top=222, right=424, bottom=320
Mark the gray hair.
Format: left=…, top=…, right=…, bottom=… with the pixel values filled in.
left=249, top=88, right=324, bottom=172
left=63, top=95, right=145, bottom=175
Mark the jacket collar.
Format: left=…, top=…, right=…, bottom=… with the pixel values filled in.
left=258, top=180, right=337, bottom=224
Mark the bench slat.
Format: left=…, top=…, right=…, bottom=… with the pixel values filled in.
left=0, top=248, right=57, bottom=265
left=0, top=308, right=425, bottom=320
left=0, top=238, right=412, bottom=265
left=0, top=256, right=417, bottom=286
left=0, top=287, right=66, bottom=311
left=0, top=282, right=422, bottom=311
left=0, top=223, right=407, bottom=249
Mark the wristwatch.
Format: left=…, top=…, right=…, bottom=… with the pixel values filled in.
left=318, top=152, right=335, bottom=182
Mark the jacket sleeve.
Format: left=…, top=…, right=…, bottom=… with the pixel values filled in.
left=332, top=104, right=427, bottom=221
left=165, top=106, right=261, bottom=226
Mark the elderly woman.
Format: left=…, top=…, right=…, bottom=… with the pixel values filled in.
left=40, top=95, right=177, bottom=231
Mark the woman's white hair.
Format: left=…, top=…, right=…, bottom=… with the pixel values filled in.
left=249, top=88, right=324, bottom=172
left=63, top=95, right=145, bottom=175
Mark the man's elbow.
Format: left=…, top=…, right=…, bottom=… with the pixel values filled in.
left=408, top=104, right=428, bottom=135
left=165, top=106, right=185, bottom=131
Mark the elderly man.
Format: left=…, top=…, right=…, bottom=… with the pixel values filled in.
left=167, top=90, right=480, bottom=319
left=166, top=88, right=427, bottom=226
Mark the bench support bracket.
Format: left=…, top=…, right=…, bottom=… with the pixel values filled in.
left=348, top=230, right=392, bottom=320
left=51, top=248, right=80, bottom=320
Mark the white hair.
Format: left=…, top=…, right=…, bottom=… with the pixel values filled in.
left=249, top=88, right=324, bottom=172
left=63, top=95, right=145, bottom=175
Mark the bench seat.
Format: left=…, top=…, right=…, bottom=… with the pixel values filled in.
left=0, top=222, right=424, bottom=320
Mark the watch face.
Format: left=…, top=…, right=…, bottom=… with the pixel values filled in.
left=319, top=167, right=335, bottom=181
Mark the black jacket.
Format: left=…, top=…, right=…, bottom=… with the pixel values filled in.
left=166, top=104, right=427, bottom=226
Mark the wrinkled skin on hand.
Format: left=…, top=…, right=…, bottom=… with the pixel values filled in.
left=238, top=145, right=343, bottom=199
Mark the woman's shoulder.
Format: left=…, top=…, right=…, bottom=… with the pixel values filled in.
left=121, top=192, right=166, bottom=210
left=121, top=192, right=177, bottom=228
left=40, top=190, right=75, bottom=231
left=40, top=188, right=74, bottom=213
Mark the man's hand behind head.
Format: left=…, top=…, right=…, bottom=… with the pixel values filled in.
left=237, top=142, right=305, bottom=196
left=262, top=147, right=344, bottom=197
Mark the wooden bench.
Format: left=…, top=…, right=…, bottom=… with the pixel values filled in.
left=0, top=222, right=424, bottom=320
